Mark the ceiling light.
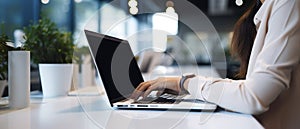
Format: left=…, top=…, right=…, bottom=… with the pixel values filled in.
left=166, top=7, right=175, bottom=13
left=41, top=0, right=50, bottom=4
left=128, top=0, right=138, bottom=15
left=235, top=0, right=243, bottom=6
left=129, top=7, right=138, bottom=15
left=74, top=0, right=82, bottom=3
left=128, top=0, right=138, bottom=7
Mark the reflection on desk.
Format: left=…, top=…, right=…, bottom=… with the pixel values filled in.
left=0, top=94, right=263, bottom=129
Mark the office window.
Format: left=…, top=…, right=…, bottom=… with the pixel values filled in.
left=0, top=0, right=38, bottom=39
left=100, top=4, right=126, bottom=38
left=40, top=0, right=73, bottom=32
left=98, top=4, right=141, bottom=53
left=74, top=0, right=100, bottom=40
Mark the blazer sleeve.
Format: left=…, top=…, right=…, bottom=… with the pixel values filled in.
left=187, top=0, right=300, bottom=115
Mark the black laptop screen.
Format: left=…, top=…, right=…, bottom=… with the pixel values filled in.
left=85, top=31, right=144, bottom=106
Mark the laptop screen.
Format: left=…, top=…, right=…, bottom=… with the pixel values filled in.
left=85, top=30, right=144, bottom=106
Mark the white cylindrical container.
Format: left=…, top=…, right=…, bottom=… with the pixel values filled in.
left=8, top=51, right=30, bottom=109
left=39, top=64, right=73, bottom=98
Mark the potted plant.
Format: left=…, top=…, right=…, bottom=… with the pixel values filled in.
left=23, top=17, right=76, bottom=98
left=0, top=31, right=31, bottom=107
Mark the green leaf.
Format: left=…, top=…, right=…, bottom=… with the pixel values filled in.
left=23, top=16, right=75, bottom=64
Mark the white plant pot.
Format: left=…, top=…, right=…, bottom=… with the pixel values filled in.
left=0, top=80, right=7, bottom=98
left=39, top=64, right=73, bottom=98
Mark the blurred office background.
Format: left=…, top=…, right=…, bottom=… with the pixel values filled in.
left=0, top=0, right=252, bottom=94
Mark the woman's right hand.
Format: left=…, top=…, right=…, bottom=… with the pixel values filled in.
left=130, top=77, right=181, bottom=100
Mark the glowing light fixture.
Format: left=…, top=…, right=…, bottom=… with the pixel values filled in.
left=128, top=0, right=138, bottom=15
left=166, top=7, right=175, bottom=13
left=166, top=1, right=174, bottom=12
left=129, top=7, right=139, bottom=15
left=152, top=0, right=178, bottom=51
left=41, top=0, right=50, bottom=4
left=74, top=0, right=82, bottom=3
left=128, top=0, right=137, bottom=7
left=235, top=0, right=243, bottom=6
left=152, top=0, right=178, bottom=35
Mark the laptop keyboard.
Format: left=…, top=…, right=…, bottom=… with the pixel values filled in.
left=133, top=93, right=184, bottom=104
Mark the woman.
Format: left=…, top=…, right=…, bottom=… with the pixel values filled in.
left=131, top=0, right=300, bottom=128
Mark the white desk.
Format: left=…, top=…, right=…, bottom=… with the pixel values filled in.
left=0, top=95, right=263, bottom=129
left=0, top=66, right=264, bottom=129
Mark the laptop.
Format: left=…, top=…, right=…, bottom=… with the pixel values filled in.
left=84, top=30, right=217, bottom=111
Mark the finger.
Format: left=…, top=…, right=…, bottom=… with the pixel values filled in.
left=136, top=80, right=155, bottom=91
left=135, top=82, right=147, bottom=90
left=142, top=85, right=158, bottom=98
left=131, top=81, right=154, bottom=100
left=131, top=79, right=159, bottom=100
left=136, top=82, right=152, bottom=92
left=156, top=90, right=164, bottom=97
left=130, top=90, right=144, bottom=100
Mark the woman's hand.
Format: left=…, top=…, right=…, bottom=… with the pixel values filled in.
left=130, top=77, right=181, bottom=100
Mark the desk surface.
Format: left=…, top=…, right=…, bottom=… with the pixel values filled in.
left=0, top=66, right=264, bottom=129
left=0, top=95, right=263, bottom=129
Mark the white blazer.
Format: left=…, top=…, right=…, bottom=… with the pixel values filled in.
left=187, top=0, right=300, bottom=128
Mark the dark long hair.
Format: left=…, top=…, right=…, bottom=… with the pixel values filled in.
left=231, top=0, right=262, bottom=78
